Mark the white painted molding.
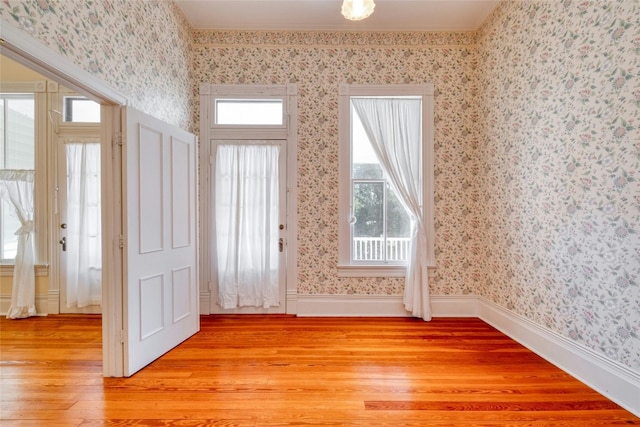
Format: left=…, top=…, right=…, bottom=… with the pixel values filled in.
left=0, top=22, right=127, bottom=105
left=0, top=264, right=49, bottom=277
left=48, top=289, right=59, bottom=315
left=296, top=294, right=477, bottom=318
left=477, top=297, right=640, bottom=417
left=286, top=289, right=298, bottom=315
left=200, top=291, right=211, bottom=315
left=0, top=294, right=49, bottom=316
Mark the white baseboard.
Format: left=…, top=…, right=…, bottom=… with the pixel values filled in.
left=199, top=291, right=211, bottom=315
left=477, top=297, right=640, bottom=417
left=295, top=293, right=639, bottom=417
left=48, top=289, right=59, bottom=314
left=0, top=294, right=49, bottom=316
left=286, top=289, right=298, bottom=315
left=296, top=294, right=477, bottom=317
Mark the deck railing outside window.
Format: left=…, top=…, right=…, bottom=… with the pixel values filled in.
left=353, top=237, right=410, bottom=262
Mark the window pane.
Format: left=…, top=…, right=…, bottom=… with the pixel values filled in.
left=2, top=96, right=35, bottom=169
left=386, top=184, right=411, bottom=261
left=215, top=99, right=283, bottom=125
left=353, top=181, right=384, bottom=261
left=351, top=105, right=383, bottom=179
left=1, top=94, right=35, bottom=261
left=1, top=199, right=19, bottom=260
left=63, top=97, right=101, bottom=123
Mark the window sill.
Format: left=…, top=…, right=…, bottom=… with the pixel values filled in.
left=337, top=264, right=436, bottom=278
left=0, top=264, right=49, bottom=277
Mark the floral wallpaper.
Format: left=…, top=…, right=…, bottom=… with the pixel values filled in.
left=192, top=31, right=479, bottom=297
left=476, top=0, right=639, bottom=371
left=0, top=0, right=193, bottom=130
left=1, top=0, right=637, bottom=374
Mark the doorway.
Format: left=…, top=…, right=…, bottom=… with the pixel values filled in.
left=211, top=140, right=287, bottom=314
left=51, top=89, right=102, bottom=314
left=199, top=83, right=299, bottom=315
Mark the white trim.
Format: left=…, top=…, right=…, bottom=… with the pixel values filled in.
left=0, top=23, right=127, bottom=105
left=0, top=264, right=49, bottom=276
left=477, top=297, right=640, bottom=417
left=48, top=289, right=59, bottom=314
left=296, top=294, right=477, bottom=318
left=1, top=293, right=49, bottom=316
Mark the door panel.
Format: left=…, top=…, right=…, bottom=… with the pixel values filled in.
left=123, top=107, right=199, bottom=376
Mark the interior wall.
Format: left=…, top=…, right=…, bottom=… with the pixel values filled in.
left=476, top=0, right=639, bottom=372
left=0, top=0, right=194, bottom=130
left=192, top=30, right=480, bottom=297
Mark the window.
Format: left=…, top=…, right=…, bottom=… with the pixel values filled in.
left=215, top=99, right=283, bottom=125
left=338, top=84, right=434, bottom=277
left=0, top=93, right=35, bottom=262
left=63, top=96, right=100, bottom=123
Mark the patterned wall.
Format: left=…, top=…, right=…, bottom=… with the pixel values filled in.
left=0, top=0, right=193, bottom=129
left=476, top=0, right=639, bottom=371
left=1, top=0, right=637, bottom=373
left=192, top=31, right=480, bottom=297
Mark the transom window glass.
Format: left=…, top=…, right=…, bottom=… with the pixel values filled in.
left=215, top=99, right=283, bottom=125
left=1, top=93, right=35, bottom=261
left=63, top=96, right=100, bottom=123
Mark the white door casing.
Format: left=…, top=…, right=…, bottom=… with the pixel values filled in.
left=121, top=107, right=199, bottom=376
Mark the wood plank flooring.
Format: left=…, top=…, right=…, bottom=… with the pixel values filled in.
left=1, top=314, right=638, bottom=426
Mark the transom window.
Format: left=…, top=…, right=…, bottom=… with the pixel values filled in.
left=63, top=96, right=100, bottom=123
left=215, top=99, right=284, bottom=125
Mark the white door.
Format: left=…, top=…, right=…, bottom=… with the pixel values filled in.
left=57, top=137, right=102, bottom=314
left=210, top=140, right=287, bottom=314
left=121, top=107, right=199, bottom=376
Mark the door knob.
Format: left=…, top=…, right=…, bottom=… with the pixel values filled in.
left=60, top=223, right=67, bottom=229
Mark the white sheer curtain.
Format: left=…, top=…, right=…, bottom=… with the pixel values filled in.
left=65, top=142, right=102, bottom=308
left=0, top=169, right=36, bottom=319
left=352, top=98, right=431, bottom=321
left=215, top=144, right=280, bottom=309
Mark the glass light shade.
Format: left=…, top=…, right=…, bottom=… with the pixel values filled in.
left=341, top=0, right=375, bottom=21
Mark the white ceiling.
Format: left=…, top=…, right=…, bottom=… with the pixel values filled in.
left=176, top=0, right=500, bottom=32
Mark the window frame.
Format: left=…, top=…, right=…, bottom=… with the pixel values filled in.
left=0, top=81, right=48, bottom=266
left=208, top=85, right=290, bottom=137
left=337, top=84, right=435, bottom=277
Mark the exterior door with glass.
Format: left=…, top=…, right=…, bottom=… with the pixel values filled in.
left=210, top=140, right=287, bottom=314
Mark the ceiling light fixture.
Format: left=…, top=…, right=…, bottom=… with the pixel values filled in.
left=341, top=0, right=375, bottom=21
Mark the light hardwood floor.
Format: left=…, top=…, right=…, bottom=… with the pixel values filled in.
left=1, top=314, right=638, bottom=426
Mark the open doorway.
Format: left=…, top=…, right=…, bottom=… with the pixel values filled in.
left=0, top=54, right=102, bottom=315
left=2, top=27, right=200, bottom=377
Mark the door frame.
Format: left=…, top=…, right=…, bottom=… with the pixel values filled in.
left=198, top=83, right=298, bottom=315
left=1, top=24, right=127, bottom=377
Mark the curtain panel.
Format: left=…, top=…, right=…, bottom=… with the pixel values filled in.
left=351, top=98, right=431, bottom=321
left=0, top=169, right=36, bottom=319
